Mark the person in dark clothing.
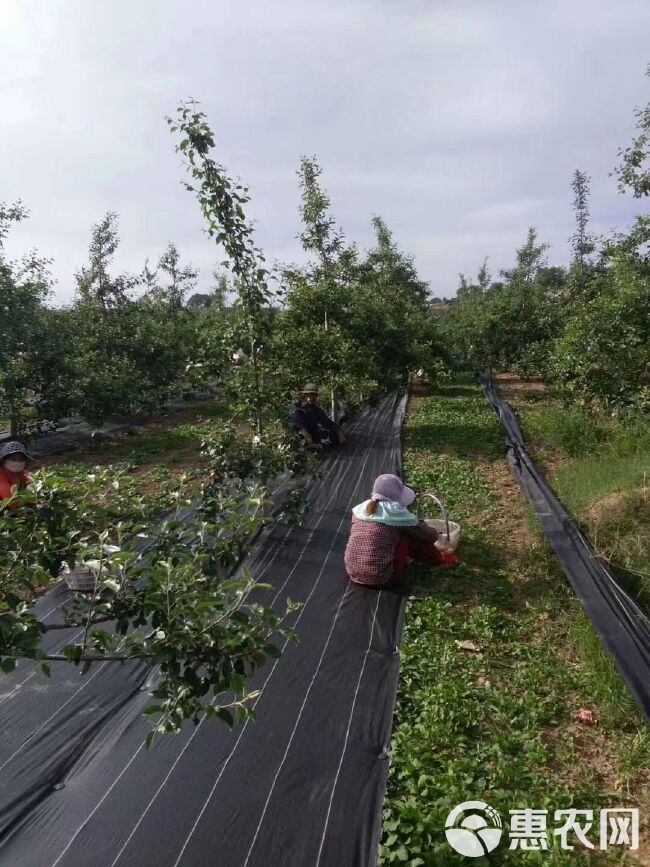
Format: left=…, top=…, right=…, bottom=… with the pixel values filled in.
left=289, top=384, right=346, bottom=447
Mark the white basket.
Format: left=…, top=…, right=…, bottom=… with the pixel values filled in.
left=61, top=563, right=99, bottom=594
left=424, top=518, right=461, bottom=552
left=60, top=545, right=121, bottom=594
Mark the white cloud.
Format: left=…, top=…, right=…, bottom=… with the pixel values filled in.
left=0, top=0, right=648, bottom=301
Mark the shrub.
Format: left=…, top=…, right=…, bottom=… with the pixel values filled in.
left=551, top=244, right=650, bottom=411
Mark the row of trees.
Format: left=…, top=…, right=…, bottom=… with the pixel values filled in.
left=0, top=102, right=441, bottom=736
left=4, top=71, right=644, bottom=733
left=0, top=209, right=207, bottom=434
left=448, top=67, right=649, bottom=412
left=1, top=112, right=441, bottom=438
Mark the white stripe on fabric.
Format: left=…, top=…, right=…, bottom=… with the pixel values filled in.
left=108, top=528, right=299, bottom=866
left=11, top=409, right=362, bottom=726
left=242, top=582, right=353, bottom=867
left=174, top=412, right=386, bottom=867
left=315, top=591, right=382, bottom=866
left=0, top=600, right=79, bottom=708
left=49, top=523, right=294, bottom=867
left=0, top=662, right=108, bottom=774
left=109, top=415, right=371, bottom=865
left=50, top=740, right=147, bottom=867
left=49, top=411, right=369, bottom=867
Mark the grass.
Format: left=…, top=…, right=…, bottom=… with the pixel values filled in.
left=35, top=400, right=232, bottom=535
left=569, top=617, right=643, bottom=728
left=554, top=454, right=648, bottom=515
left=379, top=375, right=649, bottom=866
left=64, top=399, right=229, bottom=466
left=49, top=401, right=228, bottom=468
left=521, top=401, right=650, bottom=460
left=512, top=389, right=650, bottom=613
left=15, top=381, right=650, bottom=859
left=520, top=399, right=649, bottom=520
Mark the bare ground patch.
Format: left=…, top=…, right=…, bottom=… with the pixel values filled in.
left=495, top=372, right=547, bottom=398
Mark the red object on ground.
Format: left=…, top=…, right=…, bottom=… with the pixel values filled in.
left=392, top=534, right=460, bottom=580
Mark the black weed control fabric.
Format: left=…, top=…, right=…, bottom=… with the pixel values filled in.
left=0, top=391, right=218, bottom=458
left=482, top=375, right=650, bottom=722
left=0, top=391, right=408, bottom=867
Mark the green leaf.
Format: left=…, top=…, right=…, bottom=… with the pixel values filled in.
left=216, top=707, right=234, bottom=728
left=263, top=643, right=282, bottom=660
left=143, top=705, right=162, bottom=716
left=0, top=658, right=16, bottom=674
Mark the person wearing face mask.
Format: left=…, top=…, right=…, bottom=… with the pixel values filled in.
left=0, top=441, right=32, bottom=511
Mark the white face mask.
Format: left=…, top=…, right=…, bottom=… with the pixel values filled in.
left=4, top=459, right=26, bottom=474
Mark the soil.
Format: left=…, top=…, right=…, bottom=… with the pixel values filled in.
left=475, top=458, right=540, bottom=559
left=495, top=372, right=547, bottom=398
left=408, top=379, right=650, bottom=862
left=585, top=490, right=632, bottom=525
left=42, top=401, right=221, bottom=471
left=407, top=377, right=429, bottom=403
left=479, top=397, right=650, bottom=863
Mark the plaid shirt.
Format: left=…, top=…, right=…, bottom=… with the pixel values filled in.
left=344, top=514, right=403, bottom=585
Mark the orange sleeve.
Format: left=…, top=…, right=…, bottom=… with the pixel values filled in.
left=0, top=471, right=25, bottom=511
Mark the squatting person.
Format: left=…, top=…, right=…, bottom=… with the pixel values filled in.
left=0, top=441, right=33, bottom=512
left=289, top=383, right=346, bottom=447
left=344, top=473, right=458, bottom=587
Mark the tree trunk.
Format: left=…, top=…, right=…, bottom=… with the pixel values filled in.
left=9, top=402, right=18, bottom=438
left=251, top=338, right=263, bottom=437
left=324, top=310, right=337, bottom=422
left=331, top=388, right=339, bottom=424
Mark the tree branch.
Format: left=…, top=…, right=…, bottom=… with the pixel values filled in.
left=42, top=616, right=113, bottom=631
left=44, top=653, right=151, bottom=662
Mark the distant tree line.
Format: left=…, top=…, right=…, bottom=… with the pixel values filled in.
left=0, top=120, right=443, bottom=437
left=447, top=65, right=650, bottom=413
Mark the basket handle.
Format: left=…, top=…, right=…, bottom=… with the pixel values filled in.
left=417, top=492, right=451, bottom=541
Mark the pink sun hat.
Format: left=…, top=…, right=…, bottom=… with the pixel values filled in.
left=371, top=474, right=416, bottom=507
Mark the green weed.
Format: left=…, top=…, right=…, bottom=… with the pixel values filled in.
left=380, top=377, right=646, bottom=866
left=520, top=402, right=615, bottom=457
left=569, top=616, right=644, bottom=729
left=553, top=454, right=648, bottom=516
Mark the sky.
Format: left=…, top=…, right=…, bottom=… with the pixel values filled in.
left=0, top=0, right=648, bottom=304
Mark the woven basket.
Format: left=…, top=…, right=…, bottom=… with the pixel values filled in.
left=60, top=545, right=121, bottom=594
left=61, top=562, right=101, bottom=593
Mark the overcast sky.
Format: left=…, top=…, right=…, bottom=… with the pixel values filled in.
left=1, top=0, right=648, bottom=303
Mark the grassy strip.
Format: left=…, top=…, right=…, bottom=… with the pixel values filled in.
left=379, top=375, right=648, bottom=866
left=48, top=399, right=228, bottom=467
left=35, top=401, right=232, bottom=530
left=506, top=384, right=650, bottom=721
left=509, top=390, right=649, bottom=602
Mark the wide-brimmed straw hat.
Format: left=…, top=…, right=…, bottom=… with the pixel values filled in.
left=371, top=473, right=416, bottom=507
left=302, top=383, right=319, bottom=394
left=0, top=441, right=33, bottom=464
